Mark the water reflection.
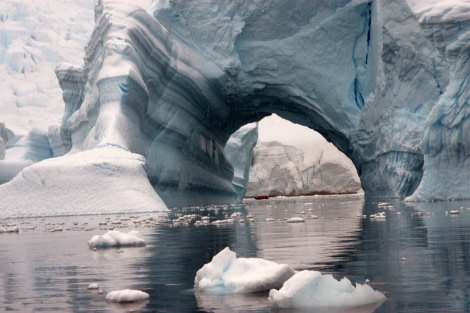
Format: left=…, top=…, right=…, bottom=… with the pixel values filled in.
left=244, top=196, right=364, bottom=271
left=2, top=196, right=470, bottom=312
left=335, top=199, right=470, bottom=313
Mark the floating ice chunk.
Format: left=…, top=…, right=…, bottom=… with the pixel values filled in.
left=88, top=230, right=146, bottom=249
left=0, top=226, right=19, bottom=233
left=194, top=247, right=295, bottom=294
left=286, top=217, right=305, bottom=223
left=268, top=270, right=386, bottom=311
left=370, top=212, right=386, bottom=219
left=105, top=289, right=149, bottom=303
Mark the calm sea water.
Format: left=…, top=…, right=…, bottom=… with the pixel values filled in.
left=1, top=194, right=470, bottom=312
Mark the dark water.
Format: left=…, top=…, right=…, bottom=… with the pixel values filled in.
left=1, top=194, right=470, bottom=312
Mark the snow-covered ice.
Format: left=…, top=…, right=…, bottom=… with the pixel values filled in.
left=105, top=289, right=149, bottom=303
left=268, top=270, right=386, bottom=312
left=88, top=230, right=146, bottom=249
left=194, top=247, right=295, bottom=294
left=0, top=146, right=167, bottom=219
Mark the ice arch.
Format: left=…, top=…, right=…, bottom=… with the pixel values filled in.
left=4, top=0, right=469, bottom=216
left=50, top=0, right=444, bottom=206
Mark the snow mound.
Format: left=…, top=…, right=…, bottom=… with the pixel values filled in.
left=105, top=289, right=149, bottom=303
left=194, top=247, right=295, bottom=294
left=88, top=230, right=146, bottom=249
left=268, top=270, right=386, bottom=311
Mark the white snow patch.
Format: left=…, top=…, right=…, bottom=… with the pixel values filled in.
left=88, top=230, right=146, bottom=249
left=194, top=247, right=295, bottom=294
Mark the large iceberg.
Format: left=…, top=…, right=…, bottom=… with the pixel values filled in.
left=2, top=0, right=470, bottom=216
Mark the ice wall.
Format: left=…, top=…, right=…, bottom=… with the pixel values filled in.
left=405, top=1, right=470, bottom=201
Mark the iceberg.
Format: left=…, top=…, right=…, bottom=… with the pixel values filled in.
left=245, top=141, right=362, bottom=197
left=194, top=247, right=295, bottom=294
left=268, top=270, right=386, bottom=312
left=2, top=0, right=470, bottom=216
left=226, top=115, right=362, bottom=198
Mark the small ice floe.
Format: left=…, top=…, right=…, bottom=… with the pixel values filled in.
left=370, top=212, right=386, bottom=220
left=105, top=289, right=149, bottom=303
left=88, top=230, right=146, bottom=249
left=0, top=226, right=19, bottom=233
left=286, top=217, right=305, bottom=223
left=194, top=247, right=295, bottom=294
left=268, top=270, right=386, bottom=311
left=88, top=283, right=103, bottom=294
left=211, top=219, right=234, bottom=225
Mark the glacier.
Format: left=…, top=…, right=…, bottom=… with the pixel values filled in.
left=2, top=0, right=470, bottom=217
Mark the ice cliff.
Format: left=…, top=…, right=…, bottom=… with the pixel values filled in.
left=2, top=0, right=470, bottom=216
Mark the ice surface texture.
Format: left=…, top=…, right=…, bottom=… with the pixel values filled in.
left=2, top=0, right=470, bottom=217
left=194, top=247, right=295, bottom=294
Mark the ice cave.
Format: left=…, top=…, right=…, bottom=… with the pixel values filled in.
left=2, top=0, right=470, bottom=216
